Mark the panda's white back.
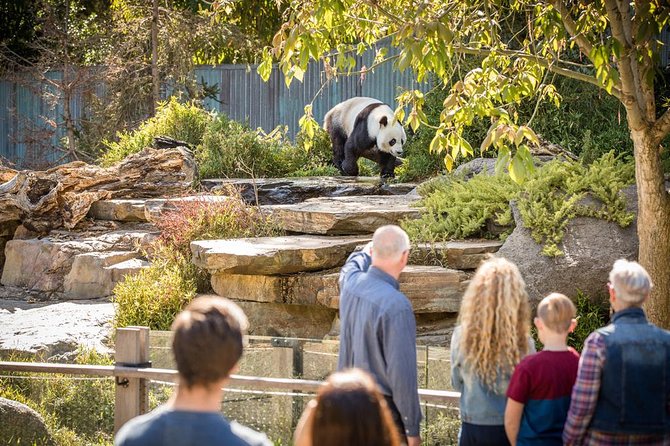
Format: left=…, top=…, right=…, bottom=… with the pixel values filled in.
left=326, top=97, right=385, bottom=136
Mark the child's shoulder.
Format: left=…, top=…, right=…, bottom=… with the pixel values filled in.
left=520, top=348, right=579, bottom=369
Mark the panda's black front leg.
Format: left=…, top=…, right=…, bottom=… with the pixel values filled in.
left=378, top=152, right=399, bottom=179
left=331, top=130, right=347, bottom=173
left=341, top=139, right=360, bottom=176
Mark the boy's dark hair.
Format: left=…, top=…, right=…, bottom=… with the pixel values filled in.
left=171, top=296, right=248, bottom=388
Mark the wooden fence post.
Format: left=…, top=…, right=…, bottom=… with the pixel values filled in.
left=114, top=326, right=150, bottom=434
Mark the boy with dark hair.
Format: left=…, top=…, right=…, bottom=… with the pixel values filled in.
left=504, top=293, right=579, bottom=445
left=115, top=296, right=272, bottom=446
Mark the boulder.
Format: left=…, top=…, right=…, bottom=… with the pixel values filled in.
left=496, top=186, right=638, bottom=302
left=0, top=146, right=195, bottom=232
left=229, top=299, right=337, bottom=338
left=191, top=235, right=370, bottom=275
left=211, top=265, right=469, bottom=313
left=0, top=397, right=54, bottom=446
left=63, top=251, right=148, bottom=299
left=202, top=176, right=417, bottom=205
left=1, top=229, right=153, bottom=298
left=0, top=301, right=114, bottom=360
left=409, top=239, right=502, bottom=269
left=327, top=313, right=458, bottom=345
left=269, top=195, right=421, bottom=235
left=87, top=199, right=147, bottom=222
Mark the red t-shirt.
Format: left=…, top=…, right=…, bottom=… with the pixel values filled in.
left=506, top=348, right=580, bottom=445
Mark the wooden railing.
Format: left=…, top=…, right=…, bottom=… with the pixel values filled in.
left=0, top=327, right=460, bottom=434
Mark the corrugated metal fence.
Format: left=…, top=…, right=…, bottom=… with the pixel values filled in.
left=3, top=32, right=670, bottom=168
left=0, top=50, right=427, bottom=167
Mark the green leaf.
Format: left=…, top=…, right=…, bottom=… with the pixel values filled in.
left=495, top=146, right=511, bottom=175
left=509, top=152, right=528, bottom=184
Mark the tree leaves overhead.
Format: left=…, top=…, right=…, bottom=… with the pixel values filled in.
left=262, top=0, right=670, bottom=182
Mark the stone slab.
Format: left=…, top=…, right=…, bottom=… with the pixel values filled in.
left=191, top=235, right=370, bottom=275
left=201, top=176, right=417, bottom=205
left=144, top=195, right=230, bottom=222
left=409, top=239, right=503, bottom=269
left=210, top=297, right=337, bottom=339
left=63, top=251, right=148, bottom=299
left=1, top=229, right=153, bottom=296
left=0, top=301, right=114, bottom=360
left=268, top=195, right=421, bottom=235
left=211, top=265, right=469, bottom=313
left=87, top=199, right=148, bottom=222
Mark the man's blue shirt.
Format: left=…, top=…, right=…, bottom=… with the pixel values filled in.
left=337, top=250, right=422, bottom=436
left=114, top=408, right=272, bottom=446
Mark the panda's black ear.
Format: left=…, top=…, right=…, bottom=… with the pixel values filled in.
left=379, top=116, right=388, bottom=127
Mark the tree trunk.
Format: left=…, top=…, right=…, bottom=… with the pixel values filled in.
left=631, top=128, right=670, bottom=328
left=151, top=0, right=160, bottom=114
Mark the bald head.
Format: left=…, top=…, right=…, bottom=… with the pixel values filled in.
left=371, top=225, right=410, bottom=261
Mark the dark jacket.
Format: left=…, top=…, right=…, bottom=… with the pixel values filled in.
left=590, top=307, right=670, bottom=434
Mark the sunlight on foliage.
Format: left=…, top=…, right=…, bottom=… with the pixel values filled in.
left=403, top=153, right=635, bottom=256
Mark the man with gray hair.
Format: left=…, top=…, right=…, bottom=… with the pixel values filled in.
left=563, top=259, right=670, bottom=445
left=337, top=225, right=422, bottom=446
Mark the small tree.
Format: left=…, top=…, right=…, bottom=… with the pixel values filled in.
left=261, top=1, right=670, bottom=327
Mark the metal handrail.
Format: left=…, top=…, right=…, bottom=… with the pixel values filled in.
left=0, top=361, right=460, bottom=405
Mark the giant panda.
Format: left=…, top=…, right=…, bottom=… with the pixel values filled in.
left=323, top=97, right=406, bottom=178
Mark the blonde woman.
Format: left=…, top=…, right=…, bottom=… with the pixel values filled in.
left=451, top=257, right=535, bottom=446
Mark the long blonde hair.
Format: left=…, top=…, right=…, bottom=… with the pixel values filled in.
left=458, top=257, right=530, bottom=391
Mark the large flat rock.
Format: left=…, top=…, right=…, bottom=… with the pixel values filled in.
left=88, top=199, right=147, bottom=222
left=191, top=235, right=370, bottom=274
left=269, top=195, right=421, bottom=235
left=211, top=265, right=469, bottom=313
left=205, top=297, right=337, bottom=339
left=409, top=240, right=503, bottom=269
left=0, top=301, right=114, bottom=360
left=1, top=228, right=153, bottom=298
left=201, top=176, right=417, bottom=205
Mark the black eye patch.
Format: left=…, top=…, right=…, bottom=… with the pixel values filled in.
left=389, top=139, right=396, bottom=146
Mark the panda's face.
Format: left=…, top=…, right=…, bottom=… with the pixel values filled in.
left=376, top=120, right=406, bottom=157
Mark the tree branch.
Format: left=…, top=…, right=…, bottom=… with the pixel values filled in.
left=603, top=0, right=647, bottom=127
left=550, top=1, right=593, bottom=57
left=450, top=44, right=622, bottom=99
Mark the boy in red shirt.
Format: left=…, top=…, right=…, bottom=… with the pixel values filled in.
left=504, top=293, right=580, bottom=446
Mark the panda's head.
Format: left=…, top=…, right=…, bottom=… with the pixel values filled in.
left=375, top=115, right=406, bottom=158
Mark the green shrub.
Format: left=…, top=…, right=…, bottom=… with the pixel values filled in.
left=404, top=152, right=635, bottom=256
left=518, top=153, right=635, bottom=256
left=100, top=98, right=211, bottom=166
left=197, top=119, right=334, bottom=178
left=156, top=193, right=283, bottom=255
left=422, top=412, right=461, bottom=445
left=532, top=291, right=610, bottom=352
left=113, top=246, right=198, bottom=330
left=114, top=193, right=283, bottom=330
left=0, top=349, right=115, bottom=445
left=402, top=173, right=520, bottom=241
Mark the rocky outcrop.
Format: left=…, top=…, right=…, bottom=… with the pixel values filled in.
left=1, top=228, right=153, bottom=299
left=88, top=199, right=147, bottom=222
left=191, top=235, right=370, bottom=275
left=0, top=146, right=195, bottom=232
left=269, top=195, right=421, bottom=235
left=496, top=186, right=639, bottom=302
left=0, top=397, right=54, bottom=446
left=0, top=301, right=114, bottom=360
left=211, top=266, right=468, bottom=313
left=202, top=176, right=416, bottom=205
left=409, top=240, right=502, bottom=269
left=228, top=300, right=337, bottom=339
